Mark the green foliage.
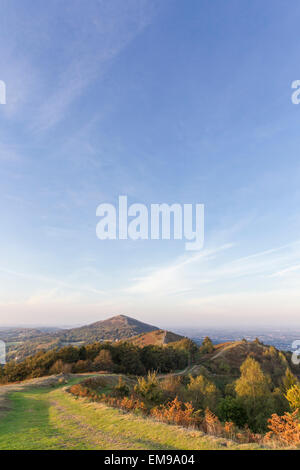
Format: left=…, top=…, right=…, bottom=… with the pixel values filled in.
left=186, top=375, right=219, bottom=412
left=172, top=339, right=199, bottom=362
left=217, top=396, right=247, bottom=428
left=282, top=368, right=298, bottom=392
left=113, top=376, right=130, bottom=398
left=235, top=357, right=271, bottom=399
left=271, top=387, right=289, bottom=416
left=0, top=339, right=190, bottom=384
left=235, top=357, right=273, bottom=432
left=199, top=337, right=214, bottom=354
left=134, top=372, right=162, bottom=404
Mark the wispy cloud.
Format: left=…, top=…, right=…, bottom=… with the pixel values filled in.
left=125, top=239, right=300, bottom=298
left=125, top=244, right=234, bottom=295
left=31, top=0, right=156, bottom=131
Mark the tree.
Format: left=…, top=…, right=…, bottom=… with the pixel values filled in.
left=282, top=368, right=298, bottom=393
left=172, top=339, right=199, bottom=363
left=235, top=357, right=272, bottom=431
left=235, top=357, right=270, bottom=398
left=49, top=359, right=71, bottom=375
left=134, top=371, right=162, bottom=404
left=217, top=396, right=247, bottom=428
left=200, top=337, right=214, bottom=354
left=93, top=349, right=114, bottom=371
left=186, top=375, right=219, bottom=411
left=286, top=384, right=300, bottom=411
left=50, top=359, right=64, bottom=374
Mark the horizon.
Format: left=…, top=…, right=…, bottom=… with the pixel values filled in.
left=1, top=313, right=300, bottom=332
left=1, top=1, right=300, bottom=329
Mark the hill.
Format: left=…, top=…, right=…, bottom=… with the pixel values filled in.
left=128, top=329, right=185, bottom=347
left=199, top=338, right=293, bottom=382
left=60, top=315, right=159, bottom=343
left=4, top=315, right=160, bottom=361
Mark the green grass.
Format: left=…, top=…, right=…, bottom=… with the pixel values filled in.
left=0, top=377, right=262, bottom=450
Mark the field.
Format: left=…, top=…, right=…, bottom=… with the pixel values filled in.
left=0, top=375, right=262, bottom=450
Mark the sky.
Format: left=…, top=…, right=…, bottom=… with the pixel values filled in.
left=0, top=0, right=300, bottom=328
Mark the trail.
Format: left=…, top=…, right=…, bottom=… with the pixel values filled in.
left=0, top=375, right=263, bottom=450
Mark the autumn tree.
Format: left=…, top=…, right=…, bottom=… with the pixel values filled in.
left=200, top=337, right=214, bottom=354
left=235, top=356, right=272, bottom=431
left=93, top=349, right=114, bottom=371
left=186, top=374, right=219, bottom=412
left=282, top=368, right=298, bottom=392
left=286, top=384, right=300, bottom=412
left=134, top=371, right=162, bottom=404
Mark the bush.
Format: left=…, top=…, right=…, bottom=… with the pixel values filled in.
left=113, top=376, right=130, bottom=397
left=151, top=397, right=202, bottom=428
left=134, top=372, right=162, bottom=404
left=217, top=396, right=247, bottom=428
left=159, top=376, right=183, bottom=401
left=286, top=384, right=300, bottom=411
left=265, top=410, right=300, bottom=447
left=186, top=375, right=219, bottom=412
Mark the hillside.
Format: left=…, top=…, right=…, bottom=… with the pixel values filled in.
left=4, top=315, right=160, bottom=361
left=128, top=329, right=185, bottom=347
left=0, top=375, right=263, bottom=450
left=199, top=338, right=293, bottom=381
left=60, top=314, right=159, bottom=342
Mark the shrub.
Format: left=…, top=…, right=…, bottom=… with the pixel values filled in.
left=134, top=372, right=162, bottom=404
left=286, top=384, right=300, bottom=411
left=113, top=376, right=130, bottom=397
left=186, top=375, right=219, bottom=412
left=160, top=376, right=183, bottom=401
left=151, top=397, right=202, bottom=428
left=202, top=408, right=223, bottom=436
left=217, top=396, right=247, bottom=428
left=265, top=410, right=300, bottom=447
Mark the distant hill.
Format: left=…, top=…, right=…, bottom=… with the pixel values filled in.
left=128, top=329, right=185, bottom=347
left=59, top=315, right=159, bottom=343
left=4, top=315, right=160, bottom=361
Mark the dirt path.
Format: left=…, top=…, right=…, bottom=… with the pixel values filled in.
left=49, top=398, right=131, bottom=449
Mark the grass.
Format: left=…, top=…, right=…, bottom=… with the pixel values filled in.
left=0, top=376, right=263, bottom=450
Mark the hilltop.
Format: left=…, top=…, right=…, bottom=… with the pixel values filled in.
left=129, top=329, right=185, bottom=347
left=4, top=315, right=160, bottom=361
left=59, top=314, right=159, bottom=343
left=198, top=338, right=294, bottom=382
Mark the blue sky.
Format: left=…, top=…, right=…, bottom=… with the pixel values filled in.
left=0, top=0, right=300, bottom=328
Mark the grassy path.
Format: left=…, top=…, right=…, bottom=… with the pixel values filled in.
left=0, top=377, right=262, bottom=450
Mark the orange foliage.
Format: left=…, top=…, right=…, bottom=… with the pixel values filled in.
left=150, top=397, right=202, bottom=428
left=265, top=410, right=300, bottom=447
left=68, top=382, right=264, bottom=445
left=202, top=408, right=223, bottom=436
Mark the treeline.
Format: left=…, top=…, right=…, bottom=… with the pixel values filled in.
left=0, top=338, right=197, bottom=384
